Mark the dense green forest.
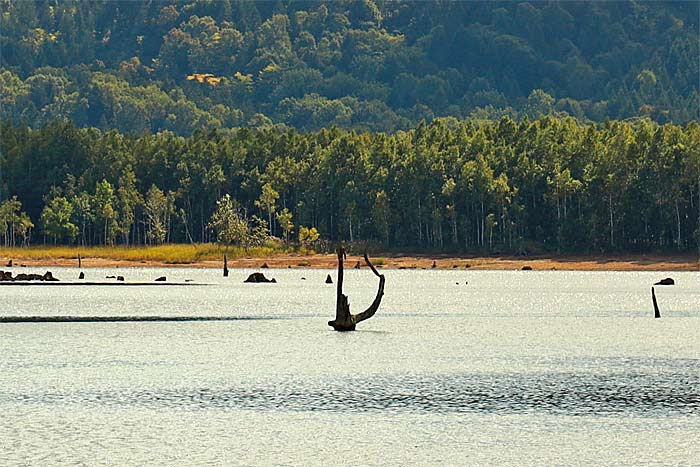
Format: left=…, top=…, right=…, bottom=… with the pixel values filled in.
left=1, top=1, right=699, bottom=253
left=1, top=0, right=698, bottom=134
left=1, top=117, right=699, bottom=253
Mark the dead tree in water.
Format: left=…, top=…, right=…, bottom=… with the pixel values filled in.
left=328, top=246, right=385, bottom=331
left=651, top=287, right=661, bottom=318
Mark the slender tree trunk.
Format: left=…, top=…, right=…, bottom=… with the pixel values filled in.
left=609, top=194, right=614, bottom=248
left=480, top=197, right=485, bottom=247
left=452, top=212, right=457, bottom=245
left=417, top=199, right=422, bottom=243
left=675, top=201, right=681, bottom=249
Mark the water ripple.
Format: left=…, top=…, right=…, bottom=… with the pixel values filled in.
left=4, top=372, right=698, bottom=416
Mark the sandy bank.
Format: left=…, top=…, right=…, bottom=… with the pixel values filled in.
left=2, top=253, right=698, bottom=271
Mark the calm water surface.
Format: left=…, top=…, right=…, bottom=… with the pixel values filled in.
left=1, top=267, right=698, bottom=466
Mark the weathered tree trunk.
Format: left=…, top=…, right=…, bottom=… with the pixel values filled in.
left=223, top=254, right=229, bottom=277
left=651, top=287, right=661, bottom=318
left=328, top=246, right=385, bottom=332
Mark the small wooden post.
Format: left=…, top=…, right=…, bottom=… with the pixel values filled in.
left=651, top=287, right=661, bottom=318
left=78, top=254, right=81, bottom=269
left=223, top=254, right=229, bottom=277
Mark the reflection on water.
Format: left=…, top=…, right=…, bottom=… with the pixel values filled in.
left=7, top=370, right=699, bottom=416
left=1, top=268, right=699, bottom=466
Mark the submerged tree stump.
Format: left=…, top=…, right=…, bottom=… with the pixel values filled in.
left=654, top=277, right=674, bottom=286
left=328, top=246, right=385, bottom=332
left=651, top=287, right=661, bottom=318
left=244, top=272, right=275, bottom=283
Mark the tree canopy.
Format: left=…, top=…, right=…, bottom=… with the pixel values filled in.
left=1, top=1, right=698, bottom=134
left=2, top=117, right=699, bottom=254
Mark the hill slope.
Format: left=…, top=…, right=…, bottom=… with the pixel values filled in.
left=1, top=0, right=698, bottom=134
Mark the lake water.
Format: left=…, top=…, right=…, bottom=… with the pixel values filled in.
left=1, top=267, right=698, bottom=466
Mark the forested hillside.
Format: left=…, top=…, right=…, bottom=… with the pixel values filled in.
left=2, top=118, right=699, bottom=253
left=1, top=0, right=698, bottom=134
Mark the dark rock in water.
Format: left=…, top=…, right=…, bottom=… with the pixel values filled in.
left=271, top=278, right=277, bottom=283
left=431, top=260, right=437, bottom=268
left=155, top=276, right=166, bottom=282
left=43, top=271, right=58, bottom=281
left=260, top=263, right=269, bottom=269
left=78, top=271, right=85, bottom=279
left=521, top=266, right=533, bottom=270
left=301, top=277, right=306, bottom=280
left=106, top=275, right=115, bottom=279
left=325, top=274, right=333, bottom=284
left=654, top=277, right=675, bottom=286
left=185, top=279, right=193, bottom=282
left=1, top=270, right=58, bottom=281
left=244, top=272, right=275, bottom=283
left=116, top=276, right=125, bottom=281
left=287, top=265, right=292, bottom=268
left=6, top=260, right=12, bottom=267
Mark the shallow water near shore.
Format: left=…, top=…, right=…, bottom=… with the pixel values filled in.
left=1, top=268, right=698, bottom=466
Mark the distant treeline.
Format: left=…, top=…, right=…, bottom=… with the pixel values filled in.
left=1, top=117, right=699, bottom=254
left=1, top=0, right=698, bottom=134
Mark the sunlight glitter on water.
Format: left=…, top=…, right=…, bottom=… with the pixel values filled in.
left=1, top=269, right=698, bottom=465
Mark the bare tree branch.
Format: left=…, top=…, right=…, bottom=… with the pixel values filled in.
left=328, top=246, right=385, bottom=331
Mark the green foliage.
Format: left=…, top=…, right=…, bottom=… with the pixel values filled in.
left=298, top=225, right=321, bottom=251
left=144, top=185, right=170, bottom=245
left=254, top=182, right=279, bottom=235
left=0, top=196, right=33, bottom=246
left=40, top=196, right=78, bottom=243
left=208, top=194, right=248, bottom=247
left=93, top=179, right=118, bottom=245
left=0, top=1, right=697, bottom=133
left=208, top=194, right=269, bottom=250
left=2, top=114, right=700, bottom=254
left=275, top=207, right=294, bottom=244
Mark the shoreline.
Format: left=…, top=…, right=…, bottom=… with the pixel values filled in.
left=2, top=253, right=699, bottom=271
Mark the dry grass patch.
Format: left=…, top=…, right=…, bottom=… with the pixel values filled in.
left=0, top=244, right=282, bottom=264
